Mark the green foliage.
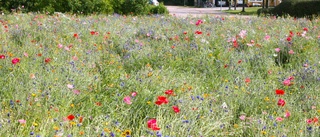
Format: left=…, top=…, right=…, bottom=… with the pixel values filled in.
left=271, top=0, right=320, bottom=19
left=0, top=0, right=113, bottom=14
left=121, top=0, right=150, bottom=15
left=0, top=0, right=169, bottom=15
left=149, top=3, right=169, bottom=14
left=257, top=8, right=273, bottom=17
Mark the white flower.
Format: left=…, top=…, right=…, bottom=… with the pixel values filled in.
left=221, top=102, right=228, bottom=109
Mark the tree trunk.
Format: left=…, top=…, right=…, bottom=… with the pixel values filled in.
left=241, top=0, right=245, bottom=12
left=262, top=0, right=265, bottom=8
left=266, top=0, right=268, bottom=8
left=229, top=0, right=231, bottom=10
left=234, top=0, right=237, bottom=10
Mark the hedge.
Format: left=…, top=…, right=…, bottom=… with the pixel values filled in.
left=0, top=0, right=169, bottom=15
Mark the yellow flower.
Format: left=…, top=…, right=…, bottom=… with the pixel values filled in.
left=203, top=94, right=209, bottom=98
left=264, top=97, right=270, bottom=101
left=53, top=126, right=59, bottom=130
left=261, top=130, right=267, bottom=135
left=32, top=93, right=36, bottom=97
left=69, top=121, right=76, bottom=126
left=122, top=129, right=131, bottom=135
left=70, top=104, right=74, bottom=108
left=147, top=101, right=151, bottom=104
left=234, top=124, right=239, bottom=128
left=148, top=72, right=153, bottom=77
left=104, top=128, right=111, bottom=133
left=33, top=122, right=38, bottom=127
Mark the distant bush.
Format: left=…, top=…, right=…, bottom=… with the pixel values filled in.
left=121, top=0, right=150, bottom=15
left=270, top=0, right=320, bottom=19
left=257, top=8, right=273, bottom=17
left=0, top=0, right=114, bottom=14
left=149, top=3, right=169, bottom=15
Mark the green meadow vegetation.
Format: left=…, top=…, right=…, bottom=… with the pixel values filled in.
left=0, top=12, right=319, bottom=137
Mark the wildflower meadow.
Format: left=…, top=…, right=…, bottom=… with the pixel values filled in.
left=0, top=13, right=319, bottom=137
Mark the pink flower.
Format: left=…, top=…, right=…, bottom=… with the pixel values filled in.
left=288, top=50, right=294, bottom=54
left=195, top=19, right=203, bottom=26
left=12, top=58, right=20, bottom=65
left=131, top=92, right=137, bottom=97
left=277, top=98, right=286, bottom=106
left=58, top=44, right=63, bottom=48
left=72, top=56, right=78, bottom=61
left=288, top=76, right=294, bottom=81
left=23, top=52, right=29, bottom=57
left=285, top=111, right=291, bottom=118
left=123, top=96, right=132, bottom=105
left=306, top=119, right=313, bottom=124
left=283, top=79, right=291, bottom=86
left=276, top=117, right=283, bottom=122
left=264, top=35, right=271, bottom=40
left=239, top=115, right=246, bottom=121
left=18, top=119, right=26, bottom=124
left=147, top=118, right=160, bottom=131
left=64, top=46, right=70, bottom=51
left=73, top=90, right=80, bottom=95
left=0, top=55, right=5, bottom=59
left=239, top=30, right=247, bottom=39
left=67, top=84, right=74, bottom=89
left=275, top=48, right=281, bottom=52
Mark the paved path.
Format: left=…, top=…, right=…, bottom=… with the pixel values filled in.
left=166, top=6, right=253, bottom=18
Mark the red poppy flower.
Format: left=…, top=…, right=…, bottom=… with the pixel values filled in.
left=313, top=117, right=318, bottom=123
left=238, top=60, right=242, bottom=64
left=12, top=58, right=20, bottom=65
left=224, top=64, right=228, bottom=68
left=147, top=118, right=160, bottom=131
left=277, top=98, right=286, bottom=106
left=73, top=33, right=78, bottom=38
left=0, top=55, right=5, bottom=59
left=245, top=78, right=251, bottom=83
left=303, top=27, right=308, bottom=32
left=95, top=102, right=102, bottom=106
left=183, top=31, right=187, bottom=34
left=45, top=58, right=51, bottom=63
left=195, top=30, right=202, bottom=34
left=165, top=89, right=174, bottom=95
left=286, top=37, right=292, bottom=42
left=172, top=106, right=180, bottom=113
left=275, top=89, right=285, bottom=95
left=233, top=40, right=238, bottom=48
left=90, top=31, right=96, bottom=35
left=155, top=96, right=168, bottom=105
left=67, top=114, right=75, bottom=121
left=289, top=31, right=294, bottom=37
left=79, top=116, right=83, bottom=123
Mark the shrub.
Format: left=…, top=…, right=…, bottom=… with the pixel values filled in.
left=257, top=8, right=273, bottom=17
left=271, top=0, right=320, bottom=19
left=149, top=3, right=169, bottom=15
left=121, top=0, right=150, bottom=15
left=0, top=0, right=113, bottom=14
